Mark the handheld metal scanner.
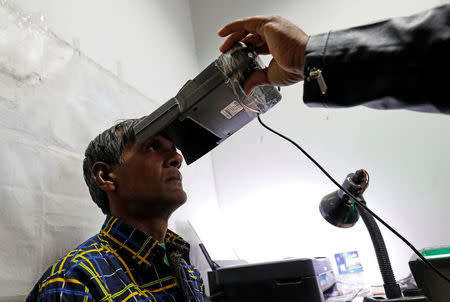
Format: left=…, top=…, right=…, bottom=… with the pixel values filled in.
left=133, top=43, right=282, bottom=164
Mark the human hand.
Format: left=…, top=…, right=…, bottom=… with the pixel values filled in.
left=218, top=15, right=309, bottom=95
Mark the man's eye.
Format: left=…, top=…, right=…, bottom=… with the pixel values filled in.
left=146, top=141, right=161, bottom=150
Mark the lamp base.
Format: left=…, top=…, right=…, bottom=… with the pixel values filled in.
left=363, top=295, right=428, bottom=301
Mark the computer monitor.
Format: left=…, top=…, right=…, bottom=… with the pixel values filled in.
left=409, top=246, right=450, bottom=301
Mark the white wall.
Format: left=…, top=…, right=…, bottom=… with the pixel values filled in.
left=190, top=0, right=450, bottom=287
left=0, top=0, right=224, bottom=299
left=11, top=0, right=200, bottom=103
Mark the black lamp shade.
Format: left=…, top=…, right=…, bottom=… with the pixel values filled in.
left=319, top=190, right=359, bottom=228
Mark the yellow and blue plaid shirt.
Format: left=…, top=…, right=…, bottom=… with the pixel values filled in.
left=27, top=216, right=205, bottom=301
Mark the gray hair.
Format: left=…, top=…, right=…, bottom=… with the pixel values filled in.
left=82, top=118, right=143, bottom=214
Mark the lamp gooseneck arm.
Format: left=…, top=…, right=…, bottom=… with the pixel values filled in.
left=355, top=201, right=402, bottom=299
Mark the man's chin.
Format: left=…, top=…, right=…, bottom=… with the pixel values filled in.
left=168, top=191, right=188, bottom=207
left=179, top=192, right=188, bottom=205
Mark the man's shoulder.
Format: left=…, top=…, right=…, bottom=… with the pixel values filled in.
left=27, top=233, right=111, bottom=301
left=52, top=233, right=110, bottom=275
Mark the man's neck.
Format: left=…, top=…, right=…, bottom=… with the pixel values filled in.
left=113, top=213, right=169, bottom=242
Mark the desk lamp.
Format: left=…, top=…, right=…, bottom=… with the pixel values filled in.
left=320, top=169, right=427, bottom=301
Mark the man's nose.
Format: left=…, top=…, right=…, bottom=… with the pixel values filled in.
left=165, top=150, right=183, bottom=169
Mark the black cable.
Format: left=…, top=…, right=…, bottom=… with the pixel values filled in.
left=257, top=114, right=450, bottom=283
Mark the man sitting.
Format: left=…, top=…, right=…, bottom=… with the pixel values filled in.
left=27, top=118, right=205, bottom=301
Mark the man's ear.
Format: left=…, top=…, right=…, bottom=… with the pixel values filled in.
left=92, top=162, right=117, bottom=192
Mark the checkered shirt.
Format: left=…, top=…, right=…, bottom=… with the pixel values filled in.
left=26, top=216, right=205, bottom=301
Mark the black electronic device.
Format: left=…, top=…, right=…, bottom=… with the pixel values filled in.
left=409, top=247, right=450, bottom=302
left=133, top=43, right=281, bottom=164
left=207, top=257, right=335, bottom=302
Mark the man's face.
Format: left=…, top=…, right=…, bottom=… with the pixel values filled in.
left=110, top=135, right=187, bottom=215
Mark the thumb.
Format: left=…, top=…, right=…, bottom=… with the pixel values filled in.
left=243, top=68, right=269, bottom=95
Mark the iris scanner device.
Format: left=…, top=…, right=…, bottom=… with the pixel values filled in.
left=133, top=43, right=282, bottom=164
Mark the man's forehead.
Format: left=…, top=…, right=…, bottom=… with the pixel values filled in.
left=140, top=134, right=177, bottom=148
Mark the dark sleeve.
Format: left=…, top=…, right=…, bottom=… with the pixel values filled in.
left=303, top=4, right=450, bottom=114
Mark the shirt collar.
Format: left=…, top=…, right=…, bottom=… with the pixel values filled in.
left=99, top=215, right=190, bottom=268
